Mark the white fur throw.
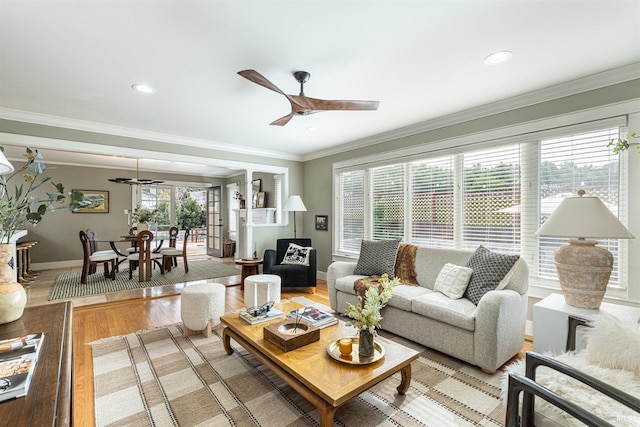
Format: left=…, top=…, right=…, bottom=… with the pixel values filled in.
left=503, top=352, right=640, bottom=426
left=502, top=314, right=640, bottom=426
left=586, top=313, right=640, bottom=376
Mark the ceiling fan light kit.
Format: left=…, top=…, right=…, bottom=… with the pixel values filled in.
left=238, top=69, right=379, bottom=126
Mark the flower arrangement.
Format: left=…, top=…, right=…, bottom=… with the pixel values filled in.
left=0, top=147, right=89, bottom=244
left=346, top=273, right=400, bottom=334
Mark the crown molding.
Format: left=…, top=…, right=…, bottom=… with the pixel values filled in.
left=0, top=107, right=303, bottom=162
left=303, top=62, right=640, bottom=162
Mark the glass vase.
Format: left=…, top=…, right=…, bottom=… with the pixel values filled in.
left=358, top=329, right=375, bottom=358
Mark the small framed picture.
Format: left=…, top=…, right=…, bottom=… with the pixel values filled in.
left=73, top=190, right=109, bottom=213
left=256, top=192, right=266, bottom=208
left=315, top=215, right=328, bottom=231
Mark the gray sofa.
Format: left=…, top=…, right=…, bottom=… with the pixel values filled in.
left=327, top=246, right=529, bottom=373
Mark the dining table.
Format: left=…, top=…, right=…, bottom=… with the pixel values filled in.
left=97, top=232, right=169, bottom=269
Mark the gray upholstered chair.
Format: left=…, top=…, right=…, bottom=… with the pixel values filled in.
left=263, top=238, right=317, bottom=290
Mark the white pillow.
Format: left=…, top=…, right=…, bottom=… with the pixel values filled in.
left=281, top=243, right=312, bottom=266
left=586, top=314, right=640, bottom=376
left=434, top=263, right=473, bottom=299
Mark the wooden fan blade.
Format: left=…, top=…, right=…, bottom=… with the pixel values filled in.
left=270, top=114, right=294, bottom=126
left=293, top=96, right=379, bottom=111
left=238, top=69, right=287, bottom=95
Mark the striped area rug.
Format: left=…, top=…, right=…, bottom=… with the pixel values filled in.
left=49, top=260, right=240, bottom=300
left=91, top=324, right=506, bottom=426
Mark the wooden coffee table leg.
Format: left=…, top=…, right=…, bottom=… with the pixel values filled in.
left=397, top=364, right=412, bottom=394
left=317, top=400, right=337, bottom=427
left=222, top=328, right=234, bottom=355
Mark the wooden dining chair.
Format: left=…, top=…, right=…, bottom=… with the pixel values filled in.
left=79, top=230, right=117, bottom=284
left=159, top=226, right=180, bottom=268
left=127, top=230, right=163, bottom=282
left=126, top=226, right=139, bottom=255
left=85, top=228, right=121, bottom=274
left=161, top=229, right=189, bottom=273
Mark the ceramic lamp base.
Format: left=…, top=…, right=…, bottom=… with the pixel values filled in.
left=554, top=238, right=612, bottom=309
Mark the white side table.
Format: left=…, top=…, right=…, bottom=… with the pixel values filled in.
left=532, top=293, right=640, bottom=354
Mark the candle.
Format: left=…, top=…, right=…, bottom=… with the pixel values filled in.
left=253, top=285, right=257, bottom=308
left=267, top=282, right=271, bottom=302
left=339, top=338, right=352, bottom=356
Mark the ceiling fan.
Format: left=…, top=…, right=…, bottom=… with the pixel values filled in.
left=238, top=69, right=380, bottom=126
left=108, top=159, right=164, bottom=185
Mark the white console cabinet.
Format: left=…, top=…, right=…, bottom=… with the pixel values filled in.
left=533, top=293, right=640, bottom=354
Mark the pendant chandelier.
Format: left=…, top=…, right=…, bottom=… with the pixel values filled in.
left=108, top=159, right=164, bottom=185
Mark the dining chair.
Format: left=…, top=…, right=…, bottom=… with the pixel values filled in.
left=85, top=228, right=119, bottom=274
left=159, top=226, right=179, bottom=268
left=161, top=228, right=189, bottom=273
left=126, top=226, right=139, bottom=255
left=79, top=230, right=117, bottom=284
left=127, top=230, right=163, bottom=282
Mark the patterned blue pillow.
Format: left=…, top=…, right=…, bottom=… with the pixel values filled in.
left=464, top=246, right=520, bottom=305
left=353, top=239, right=401, bottom=278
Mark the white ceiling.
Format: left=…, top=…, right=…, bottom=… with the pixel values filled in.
left=0, top=0, right=639, bottom=177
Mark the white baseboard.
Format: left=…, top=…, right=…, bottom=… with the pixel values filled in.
left=525, top=320, right=533, bottom=338
left=318, top=270, right=326, bottom=281
left=32, top=260, right=82, bottom=271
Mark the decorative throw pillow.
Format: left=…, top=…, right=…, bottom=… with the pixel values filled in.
left=434, top=263, right=473, bottom=299
left=281, top=243, right=312, bottom=266
left=394, top=243, right=419, bottom=286
left=353, top=239, right=401, bottom=278
left=463, top=246, right=520, bottom=305
left=586, top=314, right=640, bottom=376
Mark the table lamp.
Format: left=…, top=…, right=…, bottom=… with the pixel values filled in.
left=535, top=190, right=634, bottom=309
left=283, top=195, right=307, bottom=238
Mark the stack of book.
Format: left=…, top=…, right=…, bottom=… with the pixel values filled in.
left=287, top=306, right=338, bottom=329
left=0, top=332, right=45, bottom=402
left=239, top=308, right=284, bottom=325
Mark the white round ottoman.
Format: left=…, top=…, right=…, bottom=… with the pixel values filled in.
left=244, top=274, right=281, bottom=309
left=181, top=282, right=225, bottom=337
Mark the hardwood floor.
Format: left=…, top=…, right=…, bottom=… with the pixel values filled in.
left=23, top=257, right=531, bottom=426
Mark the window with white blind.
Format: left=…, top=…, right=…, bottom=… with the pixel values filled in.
left=334, top=120, right=627, bottom=290
left=410, top=156, right=455, bottom=248
left=338, top=170, right=365, bottom=253
left=371, top=164, right=405, bottom=240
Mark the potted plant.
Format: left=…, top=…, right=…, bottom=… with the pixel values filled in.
left=346, top=273, right=399, bottom=357
left=0, top=146, right=88, bottom=324
left=132, top=206, right=157, bottom=231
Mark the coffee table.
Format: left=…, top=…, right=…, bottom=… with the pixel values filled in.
left=220, top=300, right=420, bottom=426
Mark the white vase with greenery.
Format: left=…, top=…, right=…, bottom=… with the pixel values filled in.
left=0, top=147, right=88, bottom=324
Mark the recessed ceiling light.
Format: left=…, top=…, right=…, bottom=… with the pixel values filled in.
left=484, top=51, right=513, bottom=65
left=131, top=83, right=156, bottom=94
left=306, top=127, right=318, bottom=132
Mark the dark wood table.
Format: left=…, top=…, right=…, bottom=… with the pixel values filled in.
left=235, top=258, right=263, bottom=290
left=0, top=302, right=73, bottom=426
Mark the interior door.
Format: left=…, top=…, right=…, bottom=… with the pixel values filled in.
left=206, top=186, right=223, bottom=257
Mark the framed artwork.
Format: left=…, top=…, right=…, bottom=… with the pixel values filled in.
left=315, top=215, right=328, bottom=231
left=73, top=190, right=109, bottom=213
left=256, top=191, right=266, bottom=208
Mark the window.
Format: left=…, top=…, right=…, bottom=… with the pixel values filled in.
left=334, top=120, right=627, bottom=289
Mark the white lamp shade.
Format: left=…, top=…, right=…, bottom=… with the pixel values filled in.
left=536, top=195, right=634, bottom=239
left=283, top=195, right=307, bottom=212
left=0, top=150, right=14, bottom=175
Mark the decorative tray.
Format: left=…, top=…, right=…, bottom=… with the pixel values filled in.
left=326, top=337, right=385, bottom=365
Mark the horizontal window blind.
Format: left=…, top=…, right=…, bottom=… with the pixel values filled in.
left=462, top=145, right=521, bottom=254
left=338, top=170, right=365, bottom=253
left=371, top=164, right=405, bottom=240
left=410, top=156, right=454, bottom=248
left=538, top=127, right=622, bottom=286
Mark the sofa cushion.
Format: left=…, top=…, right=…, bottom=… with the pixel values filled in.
left=353, top=239, right=401, bottom=278
left=434, top=263, right=473, bottom=299
left=464, top=246, right=520, bottom=305
left=386, top=285, right=432, bottom=311
left=281, top=243, right=312, bottom=266
left=412, top=292, right=477, bottom=331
